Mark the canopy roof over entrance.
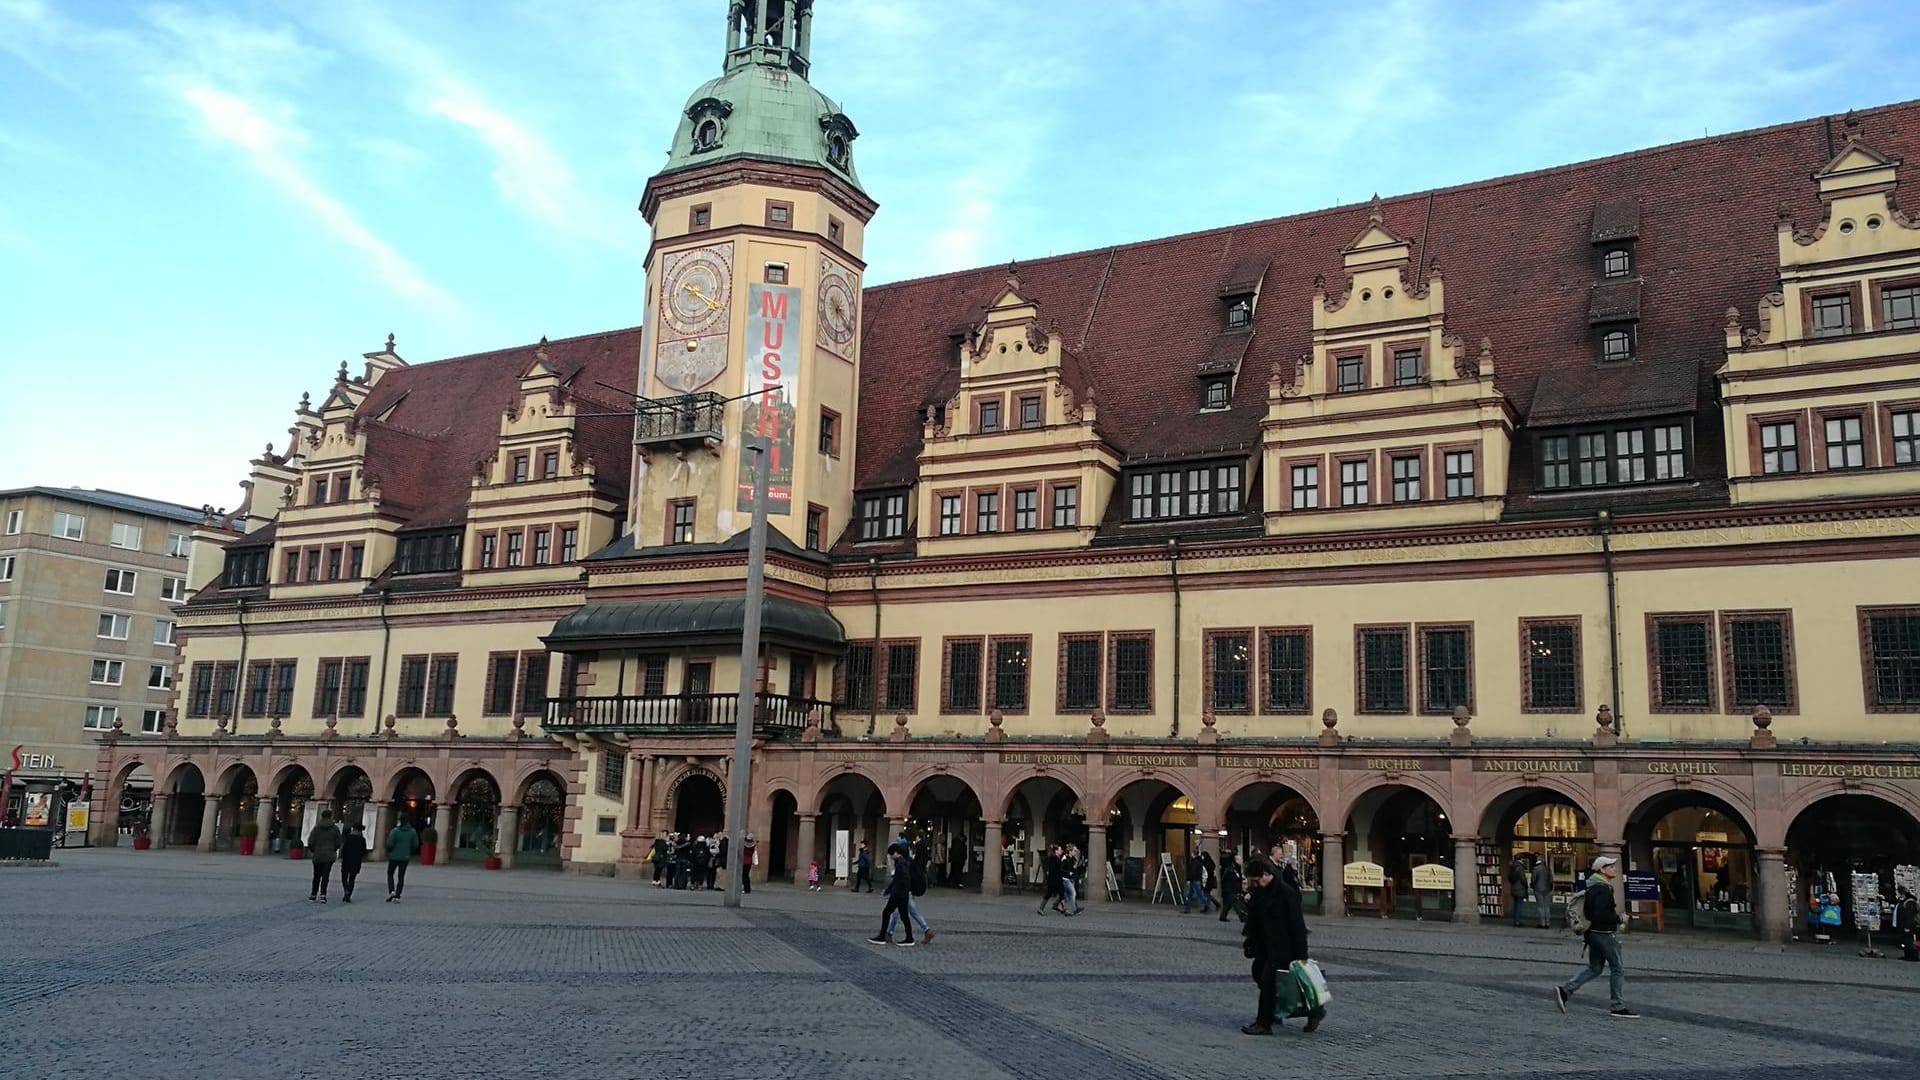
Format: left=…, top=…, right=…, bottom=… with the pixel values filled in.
left=542, top=596, right=845, bottom=653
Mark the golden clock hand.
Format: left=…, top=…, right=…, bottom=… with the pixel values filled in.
left=684, top=283, right=723, bottom=311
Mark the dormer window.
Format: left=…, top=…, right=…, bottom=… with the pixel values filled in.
left=693, top=119, right=720, bottom=152
left=820, top=112, right=858, bottom=171
left=1124, top=459, right=1244, bottom=522
left=685, top=97, right=732, bottom=156
left=1598, top=326, right=1635, bottom=364
left=826, top=131, right=849, bottom=168
left=1224, top=295, right=1253, bottom=330
left=1201, top=376, right=1232, bottom=411
left=1601, top=246, right=1633, bottom=279
left=858, top=491, right=907, bottom=541
left=222, top=548, right=269, bottom=589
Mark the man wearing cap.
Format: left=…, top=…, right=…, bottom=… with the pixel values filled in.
left=1554, top=855, right=1638, bottom=1019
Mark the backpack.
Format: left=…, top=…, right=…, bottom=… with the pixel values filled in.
left=1566, top=879, right=1596, bottom=938
left=909, top=858, right=928, bottom=896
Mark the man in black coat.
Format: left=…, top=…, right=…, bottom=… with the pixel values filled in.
left=1242, top=858, right=1322, bottom=1035
left=869, top=843, right=917, bottom=946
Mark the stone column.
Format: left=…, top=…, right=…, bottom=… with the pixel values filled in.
left=196, top=797, right=220, bottom=853
left=148, top=793, right=170, bottom=849
left=1452, top=836, right=1480, bottom=924
left=370, top=802, right=391, bottom=861
left=1199, top=826, right=1222, bottom=862
left=429, top=801, right=455, bottom=864
left=631, top=753, right=653, bottom=832
left=1320, top=832, right=1345, bottom=917
left=982, top=820, right=1004, bottom=896
left=795, top=813, right=818, bottom=884
left=497, top=805, right=521, bottom=870
left=254, top=798, right=275, bottom=857
left=1756, top=847, right=1790, bottom=944
left=1087, top=824, right=1109, bottom=901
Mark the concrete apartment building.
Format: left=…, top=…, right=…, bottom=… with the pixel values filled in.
left=0, top=487, right=207, bottom=831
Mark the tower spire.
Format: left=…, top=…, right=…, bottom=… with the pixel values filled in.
left=726, top=0, right=812, bottom=76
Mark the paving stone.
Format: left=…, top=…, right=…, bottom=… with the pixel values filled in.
left=2, top=848, right=1915, bottom=1080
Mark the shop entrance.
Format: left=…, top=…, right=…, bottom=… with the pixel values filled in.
left=451, top=772, right=500, bottom=862
left=817, top=774, right=886, bottom=886
left=1477, top=788, right=1596, bottom=926
left=517, top=772, right=566, bottom=866
left=1344, top=784, right=1454, bottom=919
left=1106, top=779, right=1196, bottom=901
left=908, top=776, right=983, bottom=889
left=1628, top=793, right=1756, bottom=932
left=215, top=764, right=259, bottom=853
left=767, top=789, right=798, bottom=881
left=1787, top=794, right=1920, bottom=932
left=1223, top=781, right=1322, bottom=909
left=272, top=767, right=314, bottom=853
left=388, top=768, right=436, bottom=856
left=167, top=764, right=207, bottom=848
left=1004, top=777, right=1086, bottom=892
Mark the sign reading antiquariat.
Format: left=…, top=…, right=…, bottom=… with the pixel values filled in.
left=1473, top=758, right=1592, bottom=773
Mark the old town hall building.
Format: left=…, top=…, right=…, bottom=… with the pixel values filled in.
left=95, top=2, right=1920, bottom=940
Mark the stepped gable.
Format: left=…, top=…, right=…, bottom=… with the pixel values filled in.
left=357, top=328, right=644, bottom=530
left=853, top=99, right=1920, bottom=508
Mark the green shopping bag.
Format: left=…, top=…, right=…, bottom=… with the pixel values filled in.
left=1291, top=959, right=1332, bottom=1010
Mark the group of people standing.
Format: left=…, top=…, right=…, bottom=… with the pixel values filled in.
left=646, top=831, right=754, bottom=893
left=299, top=808, right=422, bottom=904
left=1508, top=852, right=1555, bottom=928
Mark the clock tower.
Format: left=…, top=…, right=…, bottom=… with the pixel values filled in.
left=634, top=0, right=877, bottom=552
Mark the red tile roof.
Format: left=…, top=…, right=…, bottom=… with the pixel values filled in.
left=852, top=100, right=1920, bottom=512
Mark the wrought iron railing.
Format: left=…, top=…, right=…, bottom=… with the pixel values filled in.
left=542, top=692, right=830, bottom=734
left=633, top=392, right=726, bottom=445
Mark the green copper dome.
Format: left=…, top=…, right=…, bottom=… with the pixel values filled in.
left=655, top=2, right=863, bottom=191
left=661, top=63, right=862, bottom=189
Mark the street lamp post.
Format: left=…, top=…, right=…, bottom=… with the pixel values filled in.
left=723, top=435, right=772, bottom=909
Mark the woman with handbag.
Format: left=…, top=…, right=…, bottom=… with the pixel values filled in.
left=1241, top=858, right=1324, bottom=1035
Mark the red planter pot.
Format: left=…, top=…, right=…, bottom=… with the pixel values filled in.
left=289, top=847, right=306, bottom=860
left=238, top=837, right=256, bottom=856
left=483, top=855, right=502, bottom=871
left=419, top=844, right=437, bottom=866
left=132, top=836, right=151, bottom=851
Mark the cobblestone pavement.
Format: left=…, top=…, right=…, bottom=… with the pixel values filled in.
left=3, top=850, right=1916, bottom=1080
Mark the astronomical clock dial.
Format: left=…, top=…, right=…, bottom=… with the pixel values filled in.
left=817, top=269, right=857, bottom=356
left=661, top=246, right=733, bottom=337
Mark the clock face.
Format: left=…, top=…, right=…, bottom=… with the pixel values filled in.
left=661, top=247, right=732, bottom=337
left=818, top=272, right=857, bottom=351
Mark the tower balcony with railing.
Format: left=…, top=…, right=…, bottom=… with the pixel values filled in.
left=633, top=392, right=726, bottom=450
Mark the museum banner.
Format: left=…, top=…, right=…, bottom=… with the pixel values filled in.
left=738, top=284, right=800, bottom=514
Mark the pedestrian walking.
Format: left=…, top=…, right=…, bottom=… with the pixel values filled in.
left=1895, top=887, right=1920, bottom=962
left=1554, top=855, right=1638, bottom=1018
left=339, top=823, right=368, bottom=903
left=1218, top=851, right=1248, bottom=923
left=854, top=840, right=874, bottom=893
left=869, top=843, right=917, bottom=947
left=808, top=858, right=822, bottom=891
left=385, top=816, right=420, bottom=902
left=1200, top=849, right=1219, bottom=909
left=1059, top=845, right=1084, bottom=915
left=1182, top=850, right=1213, bottom=914
left=1241, top=858, right=1321, bottom=1035
left=712, top=831, right=728, bottom=891
left=306, top=809, right=342, bottom=903
left=1530, top=855, right=1552, bottom=929
left=649, top=834, right=669, bottom=888
left=1509, top=854, right=1530, bottom=926
left=1039, top=845, right=1065, bottom=914
left=886, top=851, right=936, bottom=944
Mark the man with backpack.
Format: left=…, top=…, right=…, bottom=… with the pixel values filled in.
left=1554, top=855, right=1638, bottom=1018
left=885, top=844, right=936, bottom=944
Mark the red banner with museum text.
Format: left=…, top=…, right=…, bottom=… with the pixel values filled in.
left=738, top=284, right=799, bottom=514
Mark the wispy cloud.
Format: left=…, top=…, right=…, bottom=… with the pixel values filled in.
left=181, top=84, right=452, bottom=311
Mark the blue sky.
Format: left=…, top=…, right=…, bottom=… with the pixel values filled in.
left=0, top=0, right=1911, bottom=509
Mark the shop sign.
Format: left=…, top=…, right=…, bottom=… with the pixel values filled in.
left=1777, top=761, right=1920, bottom=780
left=905, top=750, right=981, bottom=763
left=1343, top=861, right=1385, bottom=887
left=10, top=746, right=57, bottom=771
left=1110, top=753, right=1195, bottom=769
left=1621, top=759, right=1752, bottom=776
left=1473, top=758, right=1590, bottom=774
left=1000, top=751, right=1086, bottom=765
left=23, top=791, right=52, bottom=827
left=1342, top=756, right=1437, bottom=771
left=1411, top=863, right=1454, bottom=891
left=825, top=750, right=887, bottom=763
left=1216, top=755, right=1315, bottom=771
left=65, top=803, right=90, bottom=833
left=1625, top=871, right=1660, bottom=901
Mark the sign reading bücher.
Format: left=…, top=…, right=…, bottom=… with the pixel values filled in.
left=1343, top=861, right=1386, bottom=888
left=1411, top=863, right=1455, bottom=891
